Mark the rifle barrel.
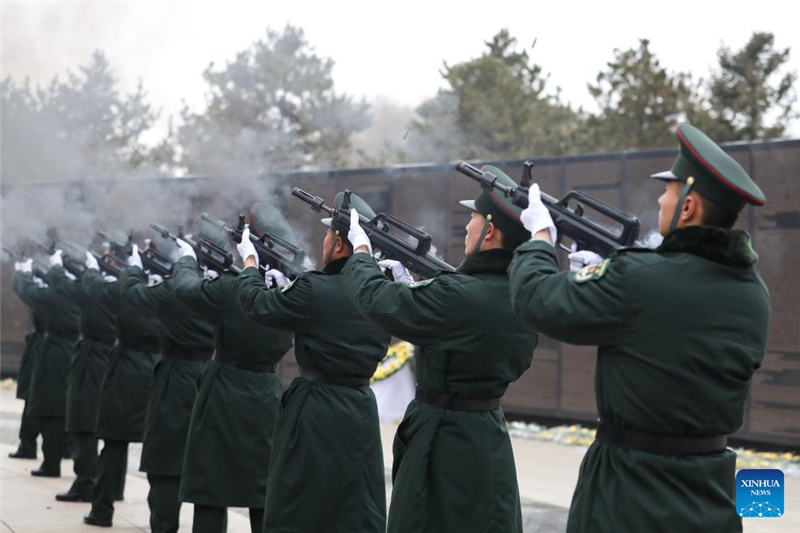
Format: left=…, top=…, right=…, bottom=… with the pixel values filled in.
left=291, top=188, right=335, bottom=215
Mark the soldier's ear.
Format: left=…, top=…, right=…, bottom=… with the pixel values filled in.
left=682, top=194, right=701, bottom=223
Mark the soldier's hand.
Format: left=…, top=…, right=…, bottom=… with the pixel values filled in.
left=65, top=271, right=77, bottom=281
left=236, top=226, right=257, bottom=264
left=378, top=259, right=413, bottom=284
left=148, top=273, right=163, bottom=286
left=348, top=208, right=372, bottom=255
left=128, top=244, right=144, bottom=269
left=49, top=249, right=64, bottom=267
left=34, top=276, right=48, bottom=288
left=15, top=258, right=33, bottom=273
left=203, top=267, right=219, bottom=280
left=520, top=183, right=557, bottom=243
left=85, top=251, right=100, bottom=271
left=103, top=275, right=118, bottom=283
left=176, top=238, right=197, bottom=260
left=264, top=264, right=289, bottom=288
left=568, top=244, right=604, bottom=273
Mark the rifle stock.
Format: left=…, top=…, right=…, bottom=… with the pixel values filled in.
left=151, top=222, right=239, bottom=274
left=199, top=212, right=304, bottom=278
left=291, top=187, right=454, bottom=279
left=455, top=161, right=641, bottom=256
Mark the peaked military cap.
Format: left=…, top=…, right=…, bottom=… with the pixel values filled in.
left=460, top=165, right=531, bottom=243
left=149, top=230, right=181, bottom=263
left=652, top=123, right=766, bottom=213
left=249, top=203, right=297, bottom=246
left=193, top=215, right=232, bottom=253
left=321, top=191, right=383, bottom=235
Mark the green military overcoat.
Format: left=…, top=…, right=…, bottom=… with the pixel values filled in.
left=172, top=256, right=293, bottom=508
left=342, top=249, right=538, bottom=533
left=508, top=227, right=770, bottom=533
left=50, top=266, right=117, bottom=433
left=236, top=257, right=391, bottom=533
left=16, top=311, right=46, bottom=401
left=82, top=268, right=162, bottom=442
left=12, top=268, right=81, bottom=418
left=121, top=265, right=214, bottom=476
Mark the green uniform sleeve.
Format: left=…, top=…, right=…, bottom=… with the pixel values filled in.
left=82, top=269, right=121, bottom=310
left=341, top=253, right=452, bottom=346
left=120, top=265, right=167, bottom=314
left=172, top=256, right=222, bottom=316
left=12, top=270, right=48, bottom=308
left=49, top=265, right=88, bottom=304
left=508, top=240, right=633, bottom=345
left=235, top=266, right=312, bottom=332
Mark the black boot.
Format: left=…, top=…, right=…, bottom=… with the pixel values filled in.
left=8, top=449, right=37, bottom=459
left=83, top=514, right=112, bottom=527
left=56, top=491, right=92, bottom=502
left=31, top=468, right=60, bottom=477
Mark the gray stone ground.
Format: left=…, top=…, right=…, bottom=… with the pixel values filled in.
left=2, top=386, right=796, bottom=532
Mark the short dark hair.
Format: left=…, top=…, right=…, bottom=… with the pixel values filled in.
left=500, top=229, right=528, bottom=251
left=700, top=195, right=739, bottom=229
left=330, top=228, right=354, bottom=254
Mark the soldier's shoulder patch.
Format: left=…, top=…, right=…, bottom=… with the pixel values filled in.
left=408, top=278, right=435, bottom=289
left=573, top=258, right=611, bottom=283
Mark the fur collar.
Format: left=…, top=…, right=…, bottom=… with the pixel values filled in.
left=457, top=248, right=514, bottom=275
left=657, top=226, right=758, bottom=267
left=323, top=256, right=349, bottom=275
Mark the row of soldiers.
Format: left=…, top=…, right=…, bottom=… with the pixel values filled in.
left=9, top=123, right=770, bottom=533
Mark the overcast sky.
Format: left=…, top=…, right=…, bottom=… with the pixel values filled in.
left=3, top=0, right=799, bottom=141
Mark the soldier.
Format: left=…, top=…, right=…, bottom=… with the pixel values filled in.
left=82, top=249, right=162, bottom=528
left=120, top=236, right=214, bottom=533
left=342, top=171, right=538, bottom=533
left=234, top=192, right=391, bottom=533
left=8, top=289, right=45, bottom=460
left=47, top=249, right=116, bottom=503
left=12, top=253, right=81, bottom=477
left=508, top=123, right=770, bottom=533
left=172, top=209, right=294, bottom=533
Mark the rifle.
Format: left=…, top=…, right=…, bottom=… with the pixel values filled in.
left=93, top=231, right=134, bottom=277
left=89, top=251, right=123, bottom=277
left=200, top=213, right=305, bottom=278
left=98, top=231, right=133, bottom=258
left=151, top=223, right=238, bottom=274
left=292, top=188, right=455, bottom=279
left=2, top=245, right=49, bottom=280
left=32, top=239, right=87, bottom=279
left=134, top=224, right=176, bottom=276
left=455, top=161, right=641, bottom=256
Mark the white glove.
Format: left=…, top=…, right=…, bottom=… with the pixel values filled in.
left=520, top=184, right=557, bottom=243
left=378, top=259, right=413, bottom=284
left=128, top=244, right=144, bottom=269
left=263, top=264, right=289, bottom=288
left=568, top=244, right=604, bottom=273
left=236, top=226, right=257, bottom=264
left=148, top=273, right=163, bottom=286
left=65, top=271, right=77, bottom=281
left=49, top=249, right=63, bottom=267
left=176, top=238, right=196, bottom=259
left=85, top=251, right=100, bottom=271
left=34, top=277, right=48, bottom=288
left=203, top=267, right=219, bottom=280
left=348, top=208, right=372, bottom=254
left=16, top=259, right=33, bottom=273
left=104, top=275, right=118, bottom=282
